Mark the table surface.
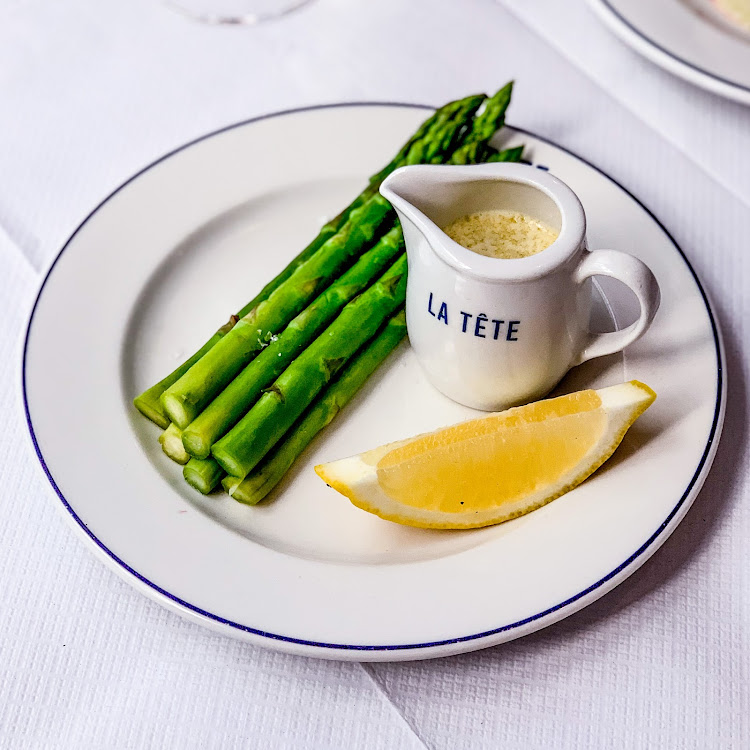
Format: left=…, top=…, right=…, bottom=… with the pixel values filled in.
left=1, top=0, right=748, bottom=747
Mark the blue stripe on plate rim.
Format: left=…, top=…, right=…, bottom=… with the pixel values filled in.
left=21, top=103, right=725, bottom=653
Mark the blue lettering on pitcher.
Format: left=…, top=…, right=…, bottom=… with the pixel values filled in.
left=426, top=293, right=521, bottom=341
left=427, top=292, right=436, bottom=317
left=427, top=293, right=449, bottom=324
left=474, top=314, right=487, bottom=338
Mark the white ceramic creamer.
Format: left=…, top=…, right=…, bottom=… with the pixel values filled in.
left=380, top=163, right=661, bottom=411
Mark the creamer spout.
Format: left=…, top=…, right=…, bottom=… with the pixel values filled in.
left=379, top=166, right=453, bottom=254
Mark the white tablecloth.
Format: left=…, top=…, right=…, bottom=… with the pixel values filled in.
left=2, top=0, right=748, bottom=747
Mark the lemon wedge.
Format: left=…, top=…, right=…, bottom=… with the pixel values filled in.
left=715, top=0, right=750, bottom=31
left=315, top=381, right=656, bottom=529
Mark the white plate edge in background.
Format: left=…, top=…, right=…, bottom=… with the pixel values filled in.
left=588, top=0, right=750, bottom=105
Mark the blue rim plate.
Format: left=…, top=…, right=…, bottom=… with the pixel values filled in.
left=22, top=104, right=725, bottom=660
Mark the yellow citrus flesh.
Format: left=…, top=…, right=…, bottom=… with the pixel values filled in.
left=315, top=381, right=656, bottom=529
left=715, top=0, right=750, bottom=30
left=376, top=390, right=606, bottom=514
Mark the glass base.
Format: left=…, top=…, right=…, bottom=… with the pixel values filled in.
left=165, top=0, right=315, bottom=25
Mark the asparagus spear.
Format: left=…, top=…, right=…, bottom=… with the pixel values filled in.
left=134, top=316, right=238, bottom=428
left=211, top=255, right=408, bottom=479
left=181, top=225, right=405, bottom=459
left=366, top=102, right=456, bottom=185
left=158, top=423, right=191, bottom=464
left=183, top=456, right=225, bottom=495
left=448, top=81, right=514, bottom=163
left=488, top=145, right=524, bottom=163
left=160, top=98, right=485, bottom=429
left=449, top=143, right=524, bottom=166
left=224, top=310, right=407, bottom=505
left=132, top=95, right=479, bottom=427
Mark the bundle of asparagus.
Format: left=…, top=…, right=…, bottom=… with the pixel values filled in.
left=134, top=83, right=523, bottom=503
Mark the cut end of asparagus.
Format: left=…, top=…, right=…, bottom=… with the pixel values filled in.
left=183, top=457, right=224, bottom=495
left=222, top=475, right=241, bottom=497
left=134, top=394, right=171, bottom=430
left=181, top=429, right=212, bottom=461
left=221, top=474, right=245, bottom=499
left=222, top=474, right=265, bottom=506
left=161, top=391, right=196, bottom=430
left=211, top=444, right=246, bottom=479
left=159, top=424, right=190, bottom=465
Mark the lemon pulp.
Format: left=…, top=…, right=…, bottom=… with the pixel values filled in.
left=376, top=391, right=606, bottom=513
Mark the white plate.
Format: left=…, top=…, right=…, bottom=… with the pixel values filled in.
left=23, top=104, right=725, bottom=661
left=589, top=0, right=750, bottom=105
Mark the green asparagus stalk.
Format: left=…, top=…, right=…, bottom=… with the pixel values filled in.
left=181, top=226, right=405, bottom=459
left=212, top=255, right=408, bottom=479
left=183, top=456, right=225, bottom=495
left=158, top=423, right=191, bottom=464
left=449, top=143, right=524, bottom=166
left=224, top=309, right=407, bottom=505
left=160, top=97, right=486, bottom=429
left=132, top=95, right=480, bottom=428
left=134, top=316, right=238, bottom=428
left=448, top=81, right=514, bottom=163
left=366, top=102, right=456, bottom=185
left=488, top=145, right=524, bottom=163
left=407, top=104, right=481, bottom=165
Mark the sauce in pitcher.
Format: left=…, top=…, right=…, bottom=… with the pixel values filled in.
left=444, top=210, right=558, bottom=260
